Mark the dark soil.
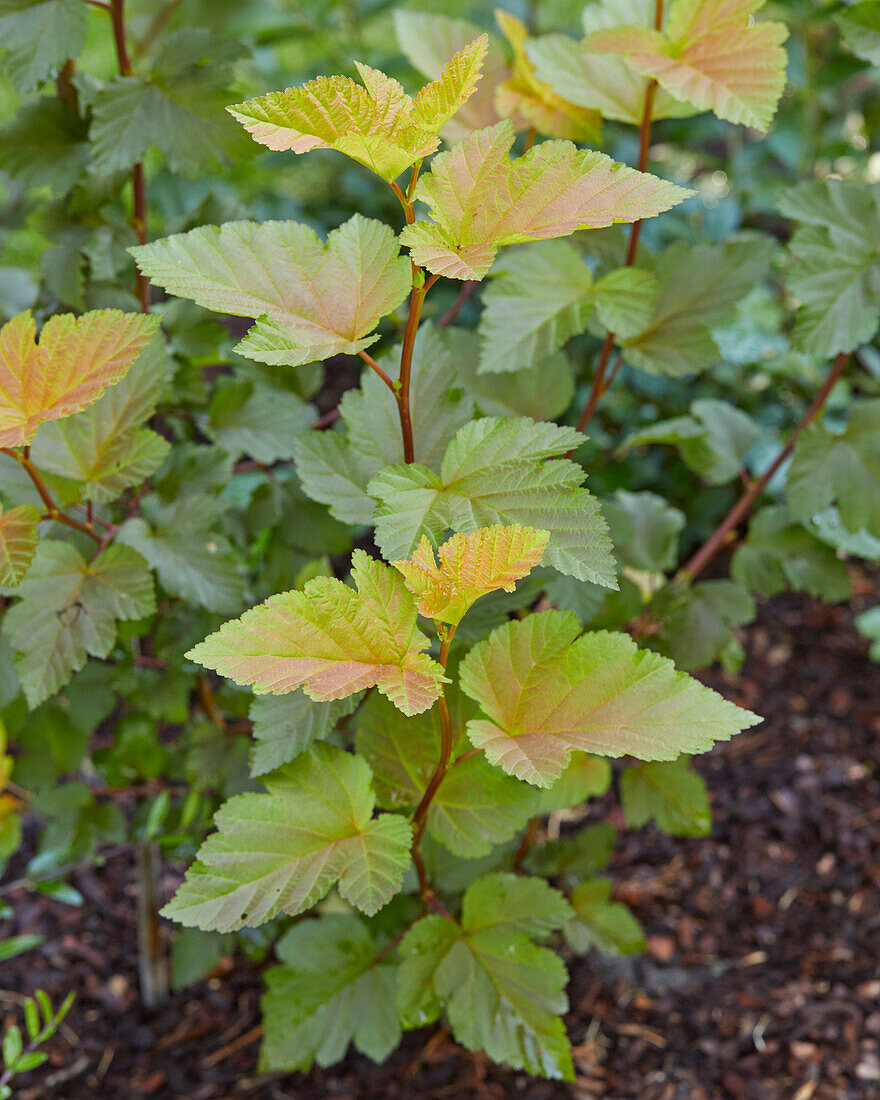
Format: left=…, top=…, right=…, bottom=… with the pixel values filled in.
left=2, top=586, right=878, bottom=1100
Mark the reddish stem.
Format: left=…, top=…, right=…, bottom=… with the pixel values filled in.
left=2, top=448, right=101, bottom=542
left=438, top=281, right=476, bottom=328
left=680, top=352, right=850, bottom=580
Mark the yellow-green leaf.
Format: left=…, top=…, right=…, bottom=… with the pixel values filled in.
left=459, top=610, right=761, bottom=786
left=0, top=503, right=40, bottom=585
left=392, top=524, right=548, bottom=626
left=227, top=35, right=488, bottom=180
left=187, top=550, right=446, bottom=716
left=400, top=120, right=692, bottom=280
left=0, top=309, right=160, bottom=447
left=494, top=10, right=600, bottom=143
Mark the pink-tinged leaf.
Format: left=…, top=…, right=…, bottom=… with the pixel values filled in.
left=187, top=550, right=446, bottom=716
left=400, top=120, right=692, bottom=279
left=585, top=0, right=788, bottom=132
left=131, top=216, right=411, bottom=368
left=459, top=611, right=761, bottom=787
left=494, top=10, right=601, bottom=143
left=0, top=310, right=160, bottom=447
left=0, top=503, right=41, bottom=585
left=392, top=524, right=549, bottom=625
left=227, top=36, right=488, bottom=181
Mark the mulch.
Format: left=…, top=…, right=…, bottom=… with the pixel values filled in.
left=2, top=582, right=878, bottom=1100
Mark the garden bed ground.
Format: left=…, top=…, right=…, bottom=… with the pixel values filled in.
left=2, top=582, right=878, bottom=1100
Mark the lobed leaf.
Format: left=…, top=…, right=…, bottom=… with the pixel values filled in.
left=261, top=915, right=401, bottom=1071
left=400, top=119, right=692, bottom=279
left=370, top=416, right=617, bottom=587
left=392, top=524, right=548, bottom=626
left=131, top=216, right=410, bottom=368
left=585, top=0, right=788, bottom=132
left=187, top=550, right=446, bottom=716
left=3, top=541, right=154, bottom=708
left=0, top=310, right=159, bottom=448
left=398, top=873, right=574, bottom=1079
left=459, top=610, right=760, bottom=786
left=620, top=757, right=712, bottom=837
left=162, top=744, right=411, bottom=931
left=228, top=36, right=489, bottom=181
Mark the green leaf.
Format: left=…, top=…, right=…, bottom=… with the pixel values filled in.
left=261, top=914, right=401, bottom=1071
left=620, top=757, right=712, bottom=836
left=456, top=335, right=575, bottom=422
left=0, top=0, right=87, bottom=91
left=398, top=873, right=574, bottom=1079
left=356, top=689, right=538, bottom=857
left=856, top=605, right=880, bottom=661
left=837, top=2, right=880, bottom=65
left=89, top=30, right=247, bottom=175
left=786, top=401, right=880, bottom=538
left=207, top=380, right=314, bottom=464
left=478, top=241, right=593, bottom=373
left=618, top=239, right=775, bottom=376
left=0, top=503, right=40, bottom=586
left=2, top=1023, right=21, bottom=1069
left=188, top=550, right=445, bottom=717
left=459, top=610, right=760, bottom=786
left=649, top=579, right=756, bottom=671
left=779, top=181, right=880, bottom=357
left=602, top=490, right=685, bottom=572
left=369, top=416, right=617, bottom=587
left=4, top=541, right=155, bottom=708
left=0, top=100, right=90, bottom=195
left=131, top=215, right=410, bottom=368
left=116, top=506, right=243, bottom=614
left=401, top=119, right=692, bottom=279
left=30, top=334, right=170, bottom=504
left=527, top=822, right=617, bottom=882
left=592, top=266, right=658, bottom=338
left=0, top=934, right=43, bottom=962
left=162, top=743, right=411, bottom=931
left=565, top=878, right=646, bottom=956
left=250, top=692, right=363, bottom=777
left=293, top=431, right=378, bottom=526
left=732, top=506, right=851, bottom=600
left=622, top=398, right=761, bottom=485
left=535, top=752, right=612, bottom=814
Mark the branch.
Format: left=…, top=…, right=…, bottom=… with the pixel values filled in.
left=358, top=349, right=397, bottom=392
left=2, top=448, right=101, bottom=543
left=679, top=352, right=851, bottom=581
left=437, top=280, right=476, bottom=328
left=396, top=273, right=440, bottom=463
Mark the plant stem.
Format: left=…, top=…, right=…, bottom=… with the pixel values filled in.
left=397, top=274, right=440, bottom=463
left=358, top=349, right=397, bottom=392
left=135, top=839, right=169, bottom=1008
left=512, top=815, right=542, bottom=870
left=410, top=626, right=457, bottom=906
left=2, top=448, right=101, bottom=542
left=438, top=280, right=476, bottom=328
left=574, top=0, right=663, bottom=439
left=109, top=0, right=150, bottom=312
left=679, top=352, right=850, bottom=581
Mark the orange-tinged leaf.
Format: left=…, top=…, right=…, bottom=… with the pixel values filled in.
left=459, top=611, right=761, bottom=787
left=187, top=550, right=446, bottom=716
left=392, top=524, right=549, bottom=625
left=400, top=120, right=692, bottom=280
left=494, top=10, right=601, bottom=143
left=585, top=0, right=788, bottom=132
left=0, top=309, right=160, bottom=447
left=227, top=36, right=489, bottom=181
left=0, top=502, right=41, bottom=586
